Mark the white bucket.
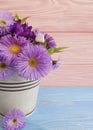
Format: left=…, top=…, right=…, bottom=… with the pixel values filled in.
left=0, top=73, right=40, bottom=116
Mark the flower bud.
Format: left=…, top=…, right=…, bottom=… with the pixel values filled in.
left=35, top=33, right=45, bottom=43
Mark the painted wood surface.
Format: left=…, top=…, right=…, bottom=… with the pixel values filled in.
left=0, top=0, right=93, bottom=86
left=41, top=33, right=93, bottom=86
left=0, top=0, right=93, bottom=32
left=0, top=87, right=93, bottom=129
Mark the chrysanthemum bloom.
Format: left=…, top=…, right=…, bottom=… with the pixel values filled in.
left=0, top=11, right=14, bottom=26
left=52, top=57, right=61, bottom=70
left=16, top=45, right=52, bottom=80
left=3, top=109, right=26, bottom=130
left=33, top=29, right=56, bottom=49
left=9, top=20, right=35, bottom=41
left=0, top=56, right=13, bottom=80
left=0, top=35, right=30, bottom=60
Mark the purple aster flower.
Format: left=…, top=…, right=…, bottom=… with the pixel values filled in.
left=0, top=55, right=13, bottom=80
left=3, top=109, right=26, bottom=130
left=0, top=26, right=10, bottom=37
left=0, top=34, right=30, bottom=60
left=9, top=20, right=35, bottom=41
left=52, top=57, right=61, bottom=70
left=33, top=29, right=56, bottom=49
left=0, top=11, right=14, bottom=26
left=16, top=45, right=52, bottom=80
left=44, top=33, right=56, bottom=49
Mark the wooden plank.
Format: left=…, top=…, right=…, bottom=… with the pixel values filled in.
left=0, top=0, right=93, bottom=32
left=47, top=33, right=93, bottom=65
left=40, top=33, right=93, bottom=86
left=0, top=1, right=92, bottom=87
left=41, top=65, right=93, bottom=86
left=29, top=87, right=93, bottom=129
left=28, top=87, right=93, bottom=129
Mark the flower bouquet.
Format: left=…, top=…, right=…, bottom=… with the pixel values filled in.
left=0, top=11, right=66, bottom=116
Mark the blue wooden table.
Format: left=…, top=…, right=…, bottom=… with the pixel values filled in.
left=0, top=86, right=93, bottom=130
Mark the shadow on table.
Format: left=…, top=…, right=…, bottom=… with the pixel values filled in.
left=0, top=116, right=3, bottom=129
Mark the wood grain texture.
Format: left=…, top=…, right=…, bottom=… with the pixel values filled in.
left=0, top=0, right=93, bottom=32
left=41, top=33, right=93, bottom=86
left=41, top=65, right=93, bottom=86
left=48, top=33, right=93, bottom=65
left=0, top=0, right=93, bottom=86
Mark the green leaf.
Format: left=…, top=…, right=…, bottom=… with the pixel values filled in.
left=14, top=13, right=19, bottom=20
left=48, top=48, right=55, bottom=54
left=21, top=17, right=29, bottom=24
left=48, top=46, right=69, bottom=54
left=54, top=47, right=69, bottom=53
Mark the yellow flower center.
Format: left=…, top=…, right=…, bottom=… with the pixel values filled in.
left=12, top=118, right=18, bottom=124
left=0, top=63, right=7, bottom=69
left=9, top=44, right=21, bottom=54
left=28, top=58, right=38, bottom=67
left=0, top=20, right=7, bottom=26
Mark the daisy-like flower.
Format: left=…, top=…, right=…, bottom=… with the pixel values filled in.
left=3, top=109, right=26, bottom=130
left=0, top=35, right=30, bottom=60
left=16, top=45, right=52, bottom=80
left=52, top=57, right=61, bottom=70
left=0, top=55, right=13, bottom=80
left=0, top=11, right=14, bottom=26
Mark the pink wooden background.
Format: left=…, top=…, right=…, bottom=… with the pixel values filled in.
left=0, top=0, right=93, bottom=86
